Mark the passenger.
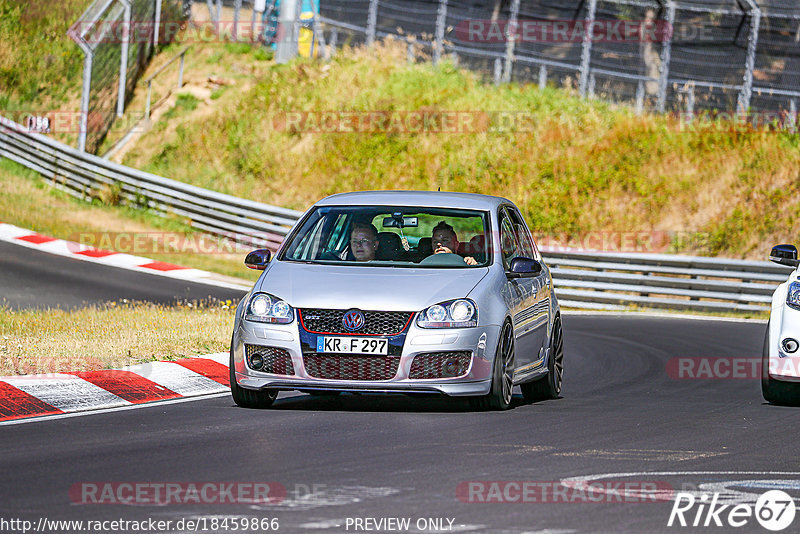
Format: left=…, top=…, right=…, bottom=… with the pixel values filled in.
left=349, top=222, right=379, bottom=262
left=431, top=221, right=478, bottom=265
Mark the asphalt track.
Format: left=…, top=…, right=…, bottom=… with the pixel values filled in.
left=0, top=240, right=246, bottom=309
left=2, top=241, right=798, bottom=533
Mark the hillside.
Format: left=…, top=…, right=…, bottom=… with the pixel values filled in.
left=115, top=39, right=800, bottom=260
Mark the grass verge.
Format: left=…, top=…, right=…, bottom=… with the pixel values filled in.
left=0, top=299, right=235, bottom=376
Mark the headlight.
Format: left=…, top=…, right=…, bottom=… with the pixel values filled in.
left=788, top=282, right=800, bottom=311
left=417, top=299, right=477, bottom=328
left=245, top=292, right=294, bottom=324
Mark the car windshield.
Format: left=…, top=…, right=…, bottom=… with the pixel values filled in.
left=280, top=205, right=492, bottom=268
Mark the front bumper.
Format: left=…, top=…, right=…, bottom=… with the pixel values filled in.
left=232, top=320, right=502, bottom=396
left=768, top=304, right=800, bottom=382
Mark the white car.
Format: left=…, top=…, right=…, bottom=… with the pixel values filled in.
left=763, top=244, right=800, bottom=405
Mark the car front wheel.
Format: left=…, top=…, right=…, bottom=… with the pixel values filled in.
left=470, top=321, right=515, bottom=411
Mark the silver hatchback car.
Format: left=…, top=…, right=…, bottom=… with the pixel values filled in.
left=230, top=191, right=563, bottom=410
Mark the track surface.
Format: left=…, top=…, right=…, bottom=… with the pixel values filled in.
left=3, top=314, right=797, bottom=533
left=0, top=240, right=246, bottom=309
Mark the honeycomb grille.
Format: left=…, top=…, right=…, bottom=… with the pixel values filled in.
left=408, top=351, right=472, bottom=379
left=245, top=345, right=295, bottom=375
left=303, top=355, right=400, bottom=381
left=299, top=309, right=413, bottom=335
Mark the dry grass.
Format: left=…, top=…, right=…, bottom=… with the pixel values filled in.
left=0, top=299, right=236, bottom=376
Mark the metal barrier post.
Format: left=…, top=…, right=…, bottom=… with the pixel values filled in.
left=275, top=0, right=299, bottom=63
left=686, top=84, right=695, bottom=122
left=656, top=1, right=675, bottom=112
left=579, top=0, right=597, bottom=97
left=588, top=73, right=596, bottom=99
left=146, top=81, right=152, bottom=119
left=635, top=80, right=644, bottom=115
left=738, top=1, right=761, bottom=115
left=493, top=58, right=502, bottom=85
left=205, top=0, right=216, bottom=23
left=77, top=48, right=93, bottom=152
left=233, top=0, right=242, bottom=41
left=116, top=0, right=132, bottom=118
left=433, top=0, right=448, bottom=65
left=154, top=0, right=162, bottom=49
left=502, top=0, right=520, bottom=83
left=178, top=50, right=185, bottom=88
left=538, top=65, right=547, bottom=89
left=407, top=41, right=413, bottom=63
left=366, top=0, right=379, bottom=46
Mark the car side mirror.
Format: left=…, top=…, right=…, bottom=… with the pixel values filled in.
left=507, top=257, right=542, bottom=278
left=245, top=249, right=271, bottom=270
left=769, top=244, right=799, bottom=267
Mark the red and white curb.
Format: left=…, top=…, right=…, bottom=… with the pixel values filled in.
left=0, top=222, right=251, bottom=291
left=0, top=353, right=231, bottom=423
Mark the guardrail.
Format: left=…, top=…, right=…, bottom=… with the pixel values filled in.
left=1, top=115, right=793, bottom=313
left=0, top=116, right=301, bottom=252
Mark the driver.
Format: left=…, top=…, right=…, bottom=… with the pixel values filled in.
left=431, top=221, right=477, bottom=265
left=349, top=222, right=379, bottom=261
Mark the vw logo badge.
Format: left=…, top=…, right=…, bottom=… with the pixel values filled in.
left=342, top=309, right=365, bottom=332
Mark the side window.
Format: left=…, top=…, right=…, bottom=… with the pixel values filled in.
left=507, top=208, right=537, bottom=260
left=325, top=214, right=349, bottom=253
left=499, top=211, right=521, bottom=269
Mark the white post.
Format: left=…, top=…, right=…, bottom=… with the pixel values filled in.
left=538, top=64, right=547, bottom=89
left=153, top=0, right=162, bottom=49
left=657, top=1, right=675, bottom=112
left=502, top=0, right=520, bottom=83
left=433, top=0, right=448, bottom=65
left=737, top=1, right=761, bottom=115
left=366, top=0, right=378, bottom=46
left=116, top=0, right=132, bottom=118
left=635, top=80, right=644, bottom=115
left=579, top=0, right=597, bottom=97
left=275, top=0, right=299, bottom=63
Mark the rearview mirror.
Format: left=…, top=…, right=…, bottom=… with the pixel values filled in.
left=507, top=257, right=542, bottom=278
left=382, top=216, right=418, bottom=228
left=769, top=244, right=799, bottom=267
left=245, top=249, right=271, bottom=270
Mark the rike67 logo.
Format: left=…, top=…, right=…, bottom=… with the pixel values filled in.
left=668, top=490, right=796, bottom=531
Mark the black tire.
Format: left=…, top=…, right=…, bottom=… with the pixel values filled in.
left=229, top=337, right=278, bottom=408
left=761, top=321, right=800, bottom=406
left=521, top=315, right=563, bottom=402
left=470, top=321, right=515, bottom=411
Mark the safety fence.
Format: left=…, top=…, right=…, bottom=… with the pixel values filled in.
left=0, top=115, right=793, bottom=312
left=311, top=0, right=800, bottom=119
left=68, top=0, right=188, bottom=153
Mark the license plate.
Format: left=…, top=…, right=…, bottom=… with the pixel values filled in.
left=316, top=336, right=388, bottom=355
